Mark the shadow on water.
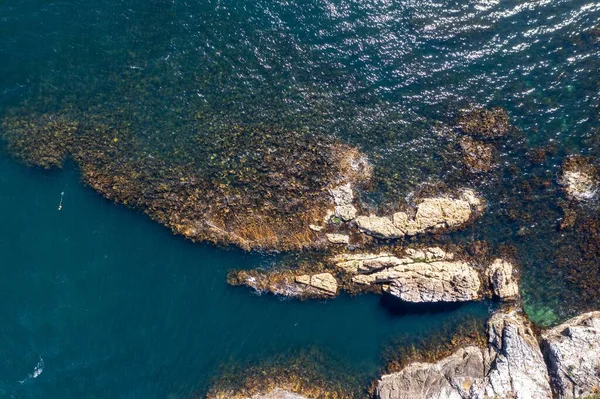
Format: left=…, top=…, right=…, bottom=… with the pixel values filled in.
left=379, top=294, right=467, bottom=317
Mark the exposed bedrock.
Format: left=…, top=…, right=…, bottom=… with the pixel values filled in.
left=376, top=310, right=553, bottom=399
left=354, top=189, right=484, bottom=239
left=332, top=248, right=518, bottom=303
left=541, top=311, right=600, bottom=398
left=332, top=248, right=482, bottom=303
left=229, top=247, right=519, bottom=303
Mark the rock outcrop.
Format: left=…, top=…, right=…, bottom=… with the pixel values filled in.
left=228, top=270, right=338, bottom=299
left=325, top=233, right=350, bottom=245
left=355, top=189, right=483, bottom=239
left=541, top=311, right=600, bottom=398
left=376, top=310, right=553, bottom=399
left=478, top=310, right=552, bottom=399
left=559, top=156, right=599, bottom=202
left=377, top=346, right=485, bottom=399
left=231, top=249, right=519, bottom=303
left=329, top=183, right=358, bottom=222
left=332, top=248, right=481, bottom=303
left=485, top=259, right=519, bottom=300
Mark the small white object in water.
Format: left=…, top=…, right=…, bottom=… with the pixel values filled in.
left=32, top=357, right=44, bottom=378
left=19, top=356, right=44, bottom=384
left=58, top=191, right=64, bottom=211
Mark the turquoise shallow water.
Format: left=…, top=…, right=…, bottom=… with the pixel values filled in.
left=1, top=0, right=600, bottom=397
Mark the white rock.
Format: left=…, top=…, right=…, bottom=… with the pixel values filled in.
left=326, top=233, right=350, bottom=245
left=486, top=259, right=519, bottom=300
left=542, top=311, right=600, bottom=398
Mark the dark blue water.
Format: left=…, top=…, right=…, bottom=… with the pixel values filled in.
left=1, top=0, right=599, bottom=397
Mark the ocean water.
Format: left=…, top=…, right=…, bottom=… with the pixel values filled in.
left=1, top=0, right=599, bottom=397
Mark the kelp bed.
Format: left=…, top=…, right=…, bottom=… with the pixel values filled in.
left=1, top=106, right=372, bottom=251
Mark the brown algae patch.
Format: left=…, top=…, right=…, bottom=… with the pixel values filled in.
left=1, top=110, right=371, bottom=251
left=1, top=113, right=78, bottom=169
left=455, top=107, right=511, bottom=139
left=205, top=349, right=361, bottom=399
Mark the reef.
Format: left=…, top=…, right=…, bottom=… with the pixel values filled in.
left=1, top=113, right=78, bottom=169
left=229, top=247, right=520, bottom=303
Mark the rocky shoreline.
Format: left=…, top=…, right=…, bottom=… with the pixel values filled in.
left=214, top=309, right=600, bottom=399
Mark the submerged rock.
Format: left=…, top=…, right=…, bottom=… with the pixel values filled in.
left=376, top=310, right=552, bottom=399
left=559, top=156, right=599, bottom=202
left=355, top=189, right=483, bottom=239
left=459, top=136, right=496, bottom=173
left=541, top=311, right=600, bottom=398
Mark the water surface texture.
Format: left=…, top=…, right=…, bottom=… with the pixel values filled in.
left=1, top=0, right=600, bottom=397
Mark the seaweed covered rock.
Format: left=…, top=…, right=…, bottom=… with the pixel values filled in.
left=376, top=310, right=552, bottom=399
left=458, top=136, right=496, bottom=173
left=206, top=348, right=358, bottom=399
left=355, top=189, right=483, bottom=239
left=541, top=311, right=600, bottom=398
left=559, top=155, right=599, bottom=201
left=456, top=107, right=511, bottom=139
left=331, top=248, right=482, bottom=303
left=1, top=110, right=372, bottom=251
left=229, top=388, right=309, bottom=399
left=227, top=269, right=338, bottom=299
